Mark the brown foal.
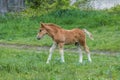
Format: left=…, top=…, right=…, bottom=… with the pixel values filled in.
left=37, top=23, right=94, bottom=63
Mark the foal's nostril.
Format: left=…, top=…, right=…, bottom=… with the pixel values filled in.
left=37, top=37, right=41, bottom=40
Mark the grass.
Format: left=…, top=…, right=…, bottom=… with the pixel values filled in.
left=0, top=9, right=120, bottom=79
left=0, top=47, right=120, bottom=80
left=0, top=7, right=120, bottom=80
left=0, top=9, right=120, bottom=51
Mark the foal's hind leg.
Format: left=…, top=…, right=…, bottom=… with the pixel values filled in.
left=46, top=42, right=57, bottom=64
left=84, top=45, right=92, bottom=62
left=76, top=43, right=83, bottom=63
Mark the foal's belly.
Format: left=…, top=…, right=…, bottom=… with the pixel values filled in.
left=64, top=37, right=77, bottom=45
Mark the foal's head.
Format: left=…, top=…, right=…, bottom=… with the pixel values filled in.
left=37, top=23, right=47, bottom=40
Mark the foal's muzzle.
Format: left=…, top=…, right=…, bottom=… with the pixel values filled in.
left=37, top=37, right=41, bottom=40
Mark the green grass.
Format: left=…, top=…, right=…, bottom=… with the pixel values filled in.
left=0, top=47, right=120, bottom=80
left=0, top=7, right=120, bottom=80
left=0, top=9, right=120, bottom=51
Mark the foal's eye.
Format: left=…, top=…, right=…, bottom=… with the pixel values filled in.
left=39, top=30, right=42, bottom=32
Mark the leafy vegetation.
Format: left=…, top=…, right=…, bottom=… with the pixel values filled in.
left=26, top=0, right=87, bottom=9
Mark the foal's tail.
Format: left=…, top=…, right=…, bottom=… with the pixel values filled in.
left=83, top=29, right=94, bottom=40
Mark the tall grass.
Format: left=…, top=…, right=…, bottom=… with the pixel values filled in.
left=0, top=9, right=120, bottom=51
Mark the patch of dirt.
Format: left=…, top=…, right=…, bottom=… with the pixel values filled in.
left=0, top=43, right=119, bottom=54
left=0, top=43, right=49, bottom=51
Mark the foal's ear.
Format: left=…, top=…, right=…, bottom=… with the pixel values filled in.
left=41, top=23, right=49, bottom=30
left=41, top=23, right=45, bottom=27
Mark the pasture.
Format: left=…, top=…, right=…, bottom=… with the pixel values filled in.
left=0, top=9, right=120, bottom=80
left=0, top=47, right=120, bottom=80
left=0, top=10, right=120, bottom=51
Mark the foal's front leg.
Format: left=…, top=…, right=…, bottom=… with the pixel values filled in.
left=58, top=43, right=65, bottom=63
left=46, top=42, right=57, bottom=64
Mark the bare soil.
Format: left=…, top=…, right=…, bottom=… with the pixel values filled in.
left=0, top=43, right=119, bottom=54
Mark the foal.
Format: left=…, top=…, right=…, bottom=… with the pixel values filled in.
left=37, top=23, right=94, bottom=63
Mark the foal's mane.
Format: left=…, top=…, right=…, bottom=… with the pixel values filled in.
left=44, top=23, right=62, bottom=29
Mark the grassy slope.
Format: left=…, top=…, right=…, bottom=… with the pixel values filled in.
left=0, top=47, right=120, bottom=80
left=0, top=10, right=120, bottom=51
